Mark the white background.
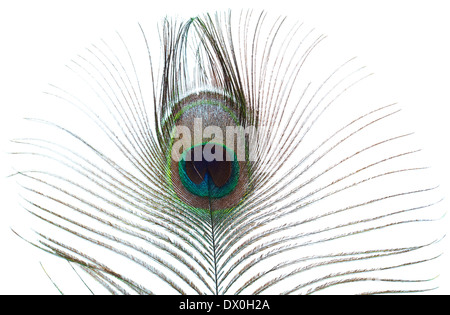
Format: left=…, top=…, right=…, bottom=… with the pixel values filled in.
left=0, top=0, right=449, bottom=294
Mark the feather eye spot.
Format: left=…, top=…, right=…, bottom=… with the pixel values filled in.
left=167, top=91, right=251, bottom=211
left=179, top=143, right=239, bottom=199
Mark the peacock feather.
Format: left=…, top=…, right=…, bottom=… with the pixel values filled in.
left=11, top=11, right=444, bottom=295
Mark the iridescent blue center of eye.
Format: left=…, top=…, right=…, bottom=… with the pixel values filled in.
left=178, top=143, right=239, bottom=199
